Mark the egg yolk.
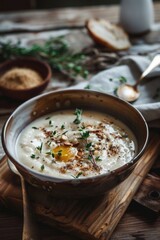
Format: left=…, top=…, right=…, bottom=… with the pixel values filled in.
left=52, top=146, right=76, bottom=162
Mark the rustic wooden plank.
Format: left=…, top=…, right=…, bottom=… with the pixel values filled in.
left=0, top=3, right=160, bottom=33
left=112, top=201, right=160, bottom=240
left=0, top=5, right=119, bottom=33
left=0, top=131, right=160, bottom=240
left=134, top=172, right=160, bottom=213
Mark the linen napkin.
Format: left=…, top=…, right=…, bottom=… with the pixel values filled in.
left=70, top=55, right=160, bottom=127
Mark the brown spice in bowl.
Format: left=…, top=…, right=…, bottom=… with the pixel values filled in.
left=0, top=67, right=43, bottom=90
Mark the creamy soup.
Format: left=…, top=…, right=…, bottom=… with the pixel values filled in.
left=16, top=109, right=136, bottom=179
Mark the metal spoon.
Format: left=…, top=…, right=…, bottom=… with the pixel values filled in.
left=117, top=55, right=160, bottom=102
left=8, top=160, right=40, bottom=240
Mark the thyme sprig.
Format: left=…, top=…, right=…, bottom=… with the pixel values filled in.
left=73, top=108, right=83, bottom=124
left=0, top=37, right=89, bottom=79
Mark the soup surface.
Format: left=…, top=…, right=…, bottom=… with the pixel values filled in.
left=16, top=109, right=136, bottom=179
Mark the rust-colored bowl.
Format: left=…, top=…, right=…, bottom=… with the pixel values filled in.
left=0, top=57, right=52, bottom=101
left=2, top=90, right=149, bottom=198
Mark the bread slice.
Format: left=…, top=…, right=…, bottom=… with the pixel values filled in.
left=86, top=19, right=131, bottom=51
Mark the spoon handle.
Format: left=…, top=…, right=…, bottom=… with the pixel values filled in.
left=135, top=55, right=160, bottom=87
left=20, top=176, right=40, bottom=240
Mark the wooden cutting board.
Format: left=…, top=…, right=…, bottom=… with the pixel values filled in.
left=0, top=131, right=160, bottom=240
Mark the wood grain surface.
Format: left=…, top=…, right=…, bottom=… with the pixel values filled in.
left=0, top=3, right=160, bottom=33
left=0, top=131, right=160, bottom=240
left=1, top=3, right=160, bottom=239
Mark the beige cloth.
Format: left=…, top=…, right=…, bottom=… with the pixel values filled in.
left=71, top=55, right=160, bottom=127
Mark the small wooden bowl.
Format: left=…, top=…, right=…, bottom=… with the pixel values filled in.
left=2, top=90, right=149, bottom=198
left=0, top=57, right=52, bottom=101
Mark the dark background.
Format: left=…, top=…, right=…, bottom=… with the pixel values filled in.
left=0, top=0, right=159, bottom=12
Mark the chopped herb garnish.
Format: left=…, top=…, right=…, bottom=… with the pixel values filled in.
left=86, top=142, right=92, bottom=151
left=75, top=172, right=82, bottom=178
left=46, top=151, right=51, bottom=155
left=32, top=127, right=38, bottom=130
left=119, top=76, right=127, bottom=84
left=73, top=108, right=83, bottom=124
left=36, top=143, right=43, bottom=153
left=80, top=130, right=90, bottom=139
left=57, top=150, right=62, bottom=157
left=47, top=140, right=51, bottom=146
left=84, top=84, right=91, bottom=89
left=109, top=78, right=113, bottom=82
left=114, top=87, right=118, bottom=96
left=95, top=156, right=102, bottom=161
left=30, top=154, right=36, bottom=159
left=79, top=125, right=85, bottom=131
left=53, top=130, right=57, bottom=135
left=45, top=151, right=54, bottom=158
left=45, top=116, right=51, bottom=120
left=62, top=130, right=68, bottom=135
left=41, top=164, right=45, bottom=171
left=88, top=155, right=92, bottom=160
left=61, top=124, right=65, bottom=130
left=71, top=172, right=83, bottom=179
left=49, top=120, right=53, bottom=127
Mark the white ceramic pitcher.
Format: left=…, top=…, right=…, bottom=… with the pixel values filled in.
left=120, top=0, right=154, bottom=34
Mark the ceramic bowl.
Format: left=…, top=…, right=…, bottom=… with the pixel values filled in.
left=2, top=90, right=149, bottom=198
left=0, top=57, right=51, bottom=101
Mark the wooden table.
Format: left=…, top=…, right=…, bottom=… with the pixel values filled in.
left=0, top=4, right=160, bottom=240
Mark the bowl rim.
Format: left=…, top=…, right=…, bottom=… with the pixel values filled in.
left=2, top=89, right=149, bottom=183
left=0, top=57, right=52, bottom=92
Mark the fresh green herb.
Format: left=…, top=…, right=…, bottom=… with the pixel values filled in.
left=41, top=164, right=45, bottom=171
left=88, top=155, right=92, bottom=161
left=71, top=172, right=83, bottom=178
left=30, top=154, right=36, bottom=159
left=75, top=172, right=83, bottom=178
left=109, top=78, right=113, bottom=82
left=46, top=151, right=51, bottom=155
left=84, top=84, right=91, bottom=89
left=0, top=38, right=89, bottom=79
left=49, top=120, right=53, bottom=127
left=95, top=156, right=102, bottom=161
left=52, top=153, right=55, bottom=158
left=73, top=108, right=83, bottom=124
left=114, top=87, right=118, bottom=96
left=32, top=127, right=38, bottom=130
left=36, top=143, right=43, bottom=153
left=47, top=140, right=51, bottom=146
left=57, top=150, right=62, bottom=157
left=86, top=142, right=92, bottom=151
left=61, top=124, right=65, bottom=130
left=45, top=116, right=51, bottom=120
left=119, top=76, right=127, bottom=84
left=79, top=124, right=85, bottom=131
left=53, top=130, right=57, bottom=135
left=62, top=130, right=68, bottom=135
left=80, top=130, right=90, bottom=139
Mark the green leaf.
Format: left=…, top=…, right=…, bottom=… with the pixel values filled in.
left=73, top=108, right=83, bottom=124
left=119, top=76, right=127, bottom=84
left=80, top=131, right=90, bottom=139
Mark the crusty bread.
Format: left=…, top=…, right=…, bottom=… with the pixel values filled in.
left=86, top=19, right=131, bottom=51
